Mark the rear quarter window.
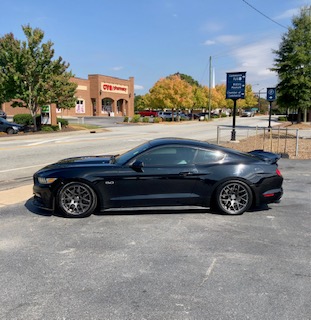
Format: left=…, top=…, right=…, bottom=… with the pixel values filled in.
left=194, top=149, right=225, bottom=164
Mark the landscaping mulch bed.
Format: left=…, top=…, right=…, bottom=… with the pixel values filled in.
left=221, top=122, right=311, bottom=159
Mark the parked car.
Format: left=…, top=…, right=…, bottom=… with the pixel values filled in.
left=0, top=110, right=7, bottom=119
left=241, top=109, right=255, bottom=117
left=157, top=111, right=175, bottom=119
left=188, top=112, right=208, bottom=120
left=0, top=118, right=25, bottom=134
left=158, top=111, right=189, bottom=120
left=33, top=137, right=283, bottom=218
left=137, top=110, right=158, bottom=117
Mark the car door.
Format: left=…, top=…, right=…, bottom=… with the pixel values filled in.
left=0, top=118, right=7, bottom=133
left=111, top=145, right=201, bottom=207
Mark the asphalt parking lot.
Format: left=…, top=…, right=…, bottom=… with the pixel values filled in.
left=0, top=159, right=310, bottom=319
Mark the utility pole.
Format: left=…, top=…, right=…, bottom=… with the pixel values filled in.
left=208, top=56, right=212, bottom=119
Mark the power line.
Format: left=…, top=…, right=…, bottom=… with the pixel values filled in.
left=242, top=0, right=288, bottom=29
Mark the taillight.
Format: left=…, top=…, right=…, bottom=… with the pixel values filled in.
left=276, top=168, right=282, bottom=177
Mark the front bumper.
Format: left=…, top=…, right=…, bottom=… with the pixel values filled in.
left=33, top=184, right=55, bottom=211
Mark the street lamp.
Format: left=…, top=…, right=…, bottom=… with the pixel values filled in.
left=258, top=88, right=264, bottom=113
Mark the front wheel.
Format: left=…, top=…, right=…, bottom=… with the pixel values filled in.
left=215, top=180, right=252, bottom=215
left=57, top=182, right=97, bottom=218
left=7, top=128, right=15, bottom=134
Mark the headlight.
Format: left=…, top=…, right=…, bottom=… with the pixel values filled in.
left=38, top=177, right=58, bottom=184
left=12, top=126, right=19, bottom=130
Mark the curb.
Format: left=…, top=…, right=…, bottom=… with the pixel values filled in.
left=0, top=184, right=33, bottom=208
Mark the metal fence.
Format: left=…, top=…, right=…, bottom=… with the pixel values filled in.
left=216, top=126, right=311, bottom=159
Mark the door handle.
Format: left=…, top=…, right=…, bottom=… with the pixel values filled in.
left=179, top=169, right=199, bottom=176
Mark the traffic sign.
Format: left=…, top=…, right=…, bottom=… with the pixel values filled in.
left=267, top=88, right=276, bottom=101
left=226, top=72, right=246, bottom=99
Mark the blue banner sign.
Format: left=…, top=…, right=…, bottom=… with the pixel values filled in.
left=267, top=88, right=276, bottom=101
left=226, top=72, right=246, bottom=99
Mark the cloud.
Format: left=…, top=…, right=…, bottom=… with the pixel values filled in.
left=200, top=21, right=223, bottom=33
left=216, top=35, right=243, bottom=45
left=231, top=38, right=278, bottom=86
left=203, top=40, right=216, bottom=46
left=203, top=35, right=243, bottom=46
left=111, top=66, right=123, bottom=71
left=134, top=84, right=144, bottom=91
left=274, top=8, right=300, bottom=20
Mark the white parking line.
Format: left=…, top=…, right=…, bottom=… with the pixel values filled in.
left=0, top=163, right=51, bottom=173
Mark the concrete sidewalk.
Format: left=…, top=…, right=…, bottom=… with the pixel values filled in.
left=0, top=184, right=33, bottom=208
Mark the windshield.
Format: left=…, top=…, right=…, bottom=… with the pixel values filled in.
left=114, top=141, right=151, bottom=165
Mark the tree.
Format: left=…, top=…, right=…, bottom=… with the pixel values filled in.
left=172, top=72, right=200, bottom=87
left=0, top=25, right=77, bottom=130
left=237, top=84, right=259, bottom=109
left=212, top=85, right=227, bottom=109
left=0, top=33, right=21, bottom=104
left=192, top=85, right=208, bottom=110
left=134, top=94, right=152, bottom=111
left=149, top=75, right=194, bottom=111
left=272, top=7, right=311, bottom=122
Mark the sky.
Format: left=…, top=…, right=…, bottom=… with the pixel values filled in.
left=0, top=0, right=310, bottom=95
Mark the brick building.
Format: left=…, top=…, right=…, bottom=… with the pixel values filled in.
left=2, top=74, right=135, bottom=120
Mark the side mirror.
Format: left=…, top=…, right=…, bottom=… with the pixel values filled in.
left=130, top=160, right=144, bottom=172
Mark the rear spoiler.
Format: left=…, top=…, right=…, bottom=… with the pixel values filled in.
left=248, top=149, right=281, bottom=164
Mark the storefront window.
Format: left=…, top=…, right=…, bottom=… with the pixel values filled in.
left=117, top=99, right=123, bottom=114
left=76, top=99, right=85, bottom=113
left=102, top=98, right=113, bottom=114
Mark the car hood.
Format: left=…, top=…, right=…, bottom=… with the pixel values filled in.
left=42, top=155, right=115, bottom=169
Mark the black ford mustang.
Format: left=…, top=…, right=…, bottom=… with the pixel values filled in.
left=33, top=138, right=283, bottom=218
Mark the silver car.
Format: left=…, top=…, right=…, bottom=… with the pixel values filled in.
left=241, top=109, right=255, bottom=117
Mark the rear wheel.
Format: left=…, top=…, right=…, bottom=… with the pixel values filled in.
left=57, top=182, right=97, bottom=218
left=215, top=180, right=252, bottom=215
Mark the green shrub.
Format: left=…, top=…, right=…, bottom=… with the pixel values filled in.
left=51, top=125, right=60, bottom=131
left=41, top=126, right=54, bottom=132
left=13, top=114, right=38, bottom=125
left=142, top=117, right=150, bottom=123
left=131, top=114, right=141, bottom=123
left=278, top=116, right=287, bottom=122
left=153, top=117, right=161, bottom=123
left=123, top=116, right=129, bottom=122
left=57, top=118, right=68, bottom=127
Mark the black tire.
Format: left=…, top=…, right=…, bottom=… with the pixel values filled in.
left=215, top=180, right=252, bottom=215
left=57, top=182, right=97, bottom=218
left=7, top=128, right=14, bottom=134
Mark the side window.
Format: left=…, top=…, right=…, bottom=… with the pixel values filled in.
left=136, top=146, right=196, bottom=166
left=194, top=149, right=225, bottom=164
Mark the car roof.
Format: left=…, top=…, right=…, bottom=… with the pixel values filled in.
left=148, top=137, right=209, bottom=147
left=147, top=137, right=256, bottom=159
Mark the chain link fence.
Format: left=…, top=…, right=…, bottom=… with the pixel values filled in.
left=216, top=126, right=311, bottom=159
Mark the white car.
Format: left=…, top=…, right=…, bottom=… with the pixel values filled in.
left=158, top=111, right=174, bottom=119
left=241, top=109, right=255, bottom=117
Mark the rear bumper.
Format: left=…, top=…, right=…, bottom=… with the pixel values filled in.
left=261, top=188, right=283, bottom=204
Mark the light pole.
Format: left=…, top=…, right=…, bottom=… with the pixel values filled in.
left=258, top=88, right=264, bottom=113
left=208, top=56, right=212, bottom=119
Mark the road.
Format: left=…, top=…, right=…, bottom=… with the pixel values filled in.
left=0, top=115, right=278, bottom=192
left=0, top=116, right=310, bottom=319
left=0, top=159, right=310, bottom=319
